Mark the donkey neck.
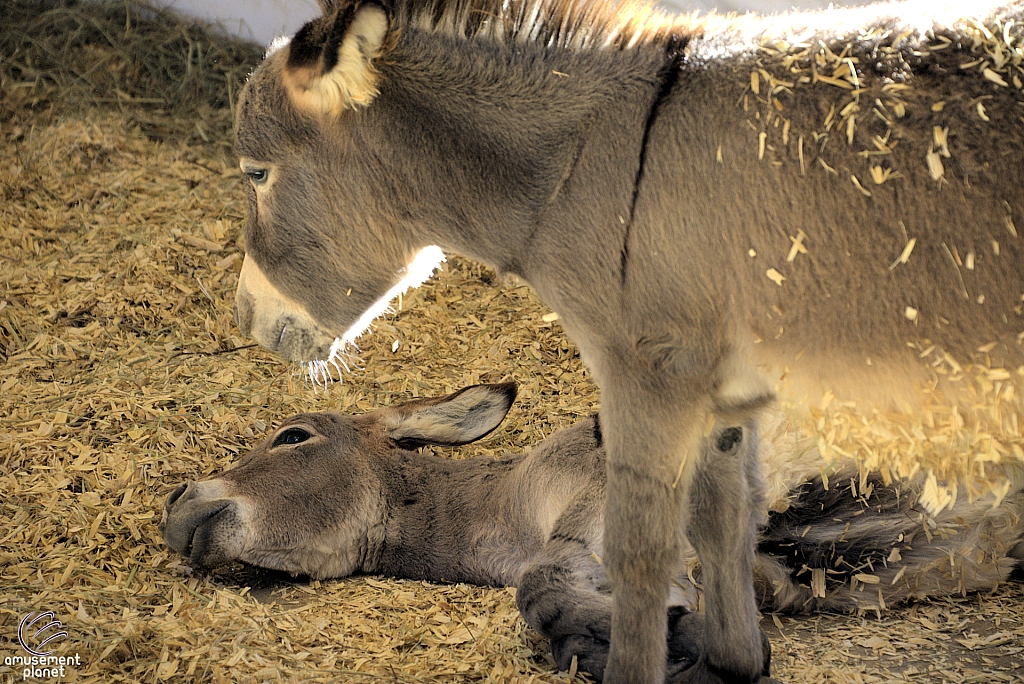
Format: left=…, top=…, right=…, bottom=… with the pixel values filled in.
left=366, top=448, right=523, bottom=586
left=372, top=30, right=672, bottom=276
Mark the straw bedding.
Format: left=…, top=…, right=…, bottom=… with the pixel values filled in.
left=0, top=1, right=1021, bottom=682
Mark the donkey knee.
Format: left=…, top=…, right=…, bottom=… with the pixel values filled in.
left=515, top=565, right=561, bottom=634
left=517, top=563, right=610, bottom=640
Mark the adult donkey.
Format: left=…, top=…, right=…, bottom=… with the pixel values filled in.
left=230, top=0, right=1024, bottom=681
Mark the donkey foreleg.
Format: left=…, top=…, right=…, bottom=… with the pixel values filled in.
left=517, top=536, right=707, bottom=682
left=598, top=382, right=704, bottom=684
left=517, top=537, right=615, bottom=678
left=677, top=424, right=768, bottom=683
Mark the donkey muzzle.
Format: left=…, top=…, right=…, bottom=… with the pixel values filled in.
left=161, top=482, right=246, bottom=567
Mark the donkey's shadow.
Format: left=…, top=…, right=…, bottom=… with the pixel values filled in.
left=207, top=563, right=309, bottom=605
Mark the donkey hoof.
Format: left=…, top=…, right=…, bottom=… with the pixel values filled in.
left=550, top=634, right=609, bottom=681
left=666, top=607, right=773, bottom=679
left=670, top=660, right=768, bottom=684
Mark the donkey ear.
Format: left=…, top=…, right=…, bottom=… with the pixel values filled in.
left=381, top=383, right=518, bottom=448
left=282, top=1, right=390, bottom=116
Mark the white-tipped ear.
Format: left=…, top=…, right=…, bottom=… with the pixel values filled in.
left=283, top=4, right=389, bottom=116
left=382, top=383, right=518, bottom=447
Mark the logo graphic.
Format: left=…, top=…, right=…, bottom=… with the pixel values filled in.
left=17, top=612, right=67, bottom=657
left=4, top=609, right=80, bottom=681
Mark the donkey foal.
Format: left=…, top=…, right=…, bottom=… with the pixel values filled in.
left=162, top=385, right=1024, bottom=682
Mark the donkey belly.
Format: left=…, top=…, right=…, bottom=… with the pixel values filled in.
left=735, top=337, right=1022, bottom=521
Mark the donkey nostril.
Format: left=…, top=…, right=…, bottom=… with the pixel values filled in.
left=278, top=324, right=288, bottom=346
left=165, top=483, right=188, bottom=509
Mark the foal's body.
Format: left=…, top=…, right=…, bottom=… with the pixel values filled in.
left=229, top=1, right=1024, bottom=680
left=161, top=385, right=1024, bottom=681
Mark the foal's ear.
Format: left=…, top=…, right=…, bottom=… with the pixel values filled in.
left=282, top=0, right=390, bottom=116
left=381, top=383, right=518, bottom=448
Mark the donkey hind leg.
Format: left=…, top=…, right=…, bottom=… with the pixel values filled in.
left=674, top=423, right=770, bottom=683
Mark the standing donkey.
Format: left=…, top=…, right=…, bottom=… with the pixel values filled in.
left=230, top=1, right=1024, bottom=681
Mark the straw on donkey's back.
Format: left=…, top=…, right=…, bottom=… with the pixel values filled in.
left=228, top=0, right=1024, bottom=681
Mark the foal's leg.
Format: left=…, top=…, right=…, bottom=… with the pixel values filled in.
left=516, top=536, right=615, bottom=679
left=677, top=422, right=767, bottom=683
left=599, top=367, right=767, bottom=683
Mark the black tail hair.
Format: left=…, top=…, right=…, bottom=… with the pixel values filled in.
left=758, top=471, right=917, bottom=593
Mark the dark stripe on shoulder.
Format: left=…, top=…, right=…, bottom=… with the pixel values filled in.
left=621, top=53, right=683, bottom=285
left=550, top=532, right=592, bottom=547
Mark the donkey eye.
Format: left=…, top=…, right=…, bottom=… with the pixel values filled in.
left=272, top=427, right=311, bottom=447
left=245, top=168, right=268, bottom=185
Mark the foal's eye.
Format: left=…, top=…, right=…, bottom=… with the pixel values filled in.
left=272, top=427, right=311, bottom=447
left=245, top=168, right=269, bottom=185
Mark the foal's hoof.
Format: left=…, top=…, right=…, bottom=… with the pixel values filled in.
left=551, top=634, right=609, bottom=681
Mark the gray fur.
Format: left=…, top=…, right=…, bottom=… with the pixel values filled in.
left=161, top=385, right=1024, bottom=682
left=229, top=1, right=1024, bottom=681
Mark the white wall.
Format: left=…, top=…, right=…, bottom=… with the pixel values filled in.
left=159, top=0, right=320, bottom=46
left=162, top=0, right=866, bottom=47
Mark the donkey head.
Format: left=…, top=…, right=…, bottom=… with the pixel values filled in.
left=232, top=0, right=584, bottom=365
left=160, top=382, right=517, bottom=578
left=232, top=0, right=448, bottom=363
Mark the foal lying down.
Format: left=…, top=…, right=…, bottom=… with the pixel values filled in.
left=161, top=384, right=1024, bottom=681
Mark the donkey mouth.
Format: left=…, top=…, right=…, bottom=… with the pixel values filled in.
left=162, top=496, right=234, bottom=564
left=184, top=501, right=231, bottom=560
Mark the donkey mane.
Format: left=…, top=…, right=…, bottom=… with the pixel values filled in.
left=300, top=0, right=1024, bottom=77
left=375, top=0, right=688, bottom=53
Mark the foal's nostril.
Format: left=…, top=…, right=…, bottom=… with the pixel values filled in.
left=166, top=483, right=188, bottom=509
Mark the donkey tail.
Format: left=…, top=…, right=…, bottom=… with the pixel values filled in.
left=754, top=468, right=1024, bottom=614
